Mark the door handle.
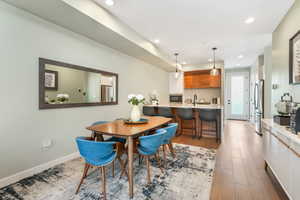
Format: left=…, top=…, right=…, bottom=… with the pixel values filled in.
left=228, top=99, right=231, bottom=104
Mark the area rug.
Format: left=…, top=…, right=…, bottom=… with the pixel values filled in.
left=0, top=144, right=216, bottom=200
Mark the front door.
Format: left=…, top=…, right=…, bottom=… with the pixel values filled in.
left=225, top=71, right=250, bottom=120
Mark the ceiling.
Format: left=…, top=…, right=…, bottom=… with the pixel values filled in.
left=94, top=0, right=294, bottom=68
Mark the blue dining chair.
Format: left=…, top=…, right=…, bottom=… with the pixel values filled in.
left=75, top=137, right=118, bottom=199
left=137, top=129, right=166, bottom=184
left=160, top=123, right=178, bottom=167
left=91, top=121, right=127, bottom=178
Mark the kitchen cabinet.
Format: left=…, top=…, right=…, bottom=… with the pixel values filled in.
left=184, top=69, right=221, bottom=89
left=290, top=148, right=300, bottom=200
left=169, top=72, right=183, bottom=94
left=262, top=120, right=300, bottom=200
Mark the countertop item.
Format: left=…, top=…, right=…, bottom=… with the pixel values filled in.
left=262, top=119, right=300, bottom=154
left=144, top=103, right=223, bottom=110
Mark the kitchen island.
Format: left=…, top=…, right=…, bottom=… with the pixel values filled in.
left=144, top=104, right=223, bottom=142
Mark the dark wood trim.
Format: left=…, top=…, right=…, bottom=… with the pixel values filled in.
left=289, top=30, right=300, bottom=85
left=39, top=58, right=119, bottom=109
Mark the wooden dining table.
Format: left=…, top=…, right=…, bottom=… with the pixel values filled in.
left=86, top=116, right=172, bottom=198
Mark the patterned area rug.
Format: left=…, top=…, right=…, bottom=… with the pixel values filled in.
left=0, top=144, right=216, bottom=200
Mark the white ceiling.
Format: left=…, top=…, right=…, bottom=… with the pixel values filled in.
left=94, top=0, right=294, bottom=68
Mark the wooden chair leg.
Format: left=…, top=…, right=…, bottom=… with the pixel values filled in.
left=101, top=166, right=106, bottom=200
left=117, top=156, right=128, bottom=178
left=199, top=120, right=203, bottom=139
left=168, top=142, right=176, bottom=158
left=112, top=160, right=115, bottom=178
left=154, top=152, right=164, bottom=173
left=119, top=158, right=128, bottom=179
left=146, top=156, right=151, bottom=184
left=75, top=163, right=90, bottom=194
left=162, top=145, right=167, bottom=167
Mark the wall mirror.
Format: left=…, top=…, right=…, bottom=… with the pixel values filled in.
left=39, top=58, right=118, bottom=109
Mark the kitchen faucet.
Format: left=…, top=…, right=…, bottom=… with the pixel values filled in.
left=193, top=94, right=197, bottom=106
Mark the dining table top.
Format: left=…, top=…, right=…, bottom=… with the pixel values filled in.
left=86, top=116, right=172, bottom=137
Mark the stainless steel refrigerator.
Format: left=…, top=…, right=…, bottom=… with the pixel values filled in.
left=254, top=80, right=264, bottom=135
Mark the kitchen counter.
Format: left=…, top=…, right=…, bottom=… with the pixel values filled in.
left=262, top=119, right=300, bottom=155
left=144, top=103, right=223, bottom=109
left=262, top=119, right=300, bottom=200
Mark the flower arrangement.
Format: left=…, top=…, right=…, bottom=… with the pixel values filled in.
left=128, top=94, right=145, bottom=105
left=56, top=94, right=70, bottom=103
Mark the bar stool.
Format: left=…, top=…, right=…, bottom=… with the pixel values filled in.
left=176, top=108, right=197, bottom=138
left=198, top=109, right=220, bottom=142
left=143, top=106, right=157, bottom=116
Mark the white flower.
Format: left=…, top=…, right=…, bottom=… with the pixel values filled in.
left=64, top=94, right=69, bottom=99
left=136, top=94, right=144, bottom=101
left=128, top=94, right=136, bottom=100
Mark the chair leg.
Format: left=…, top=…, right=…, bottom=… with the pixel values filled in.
left=168, top=143, right=176, bottom=158
left=154, top=152, right=164, bottom=173
left=117, top=156, right=128, bottom=178
left=193, top=119, right=197, bottom=138
left=162, top=145, right=167, bottom=167
left=100, top=166, right=106, bottom=200
left=199, top=120, right=203, bottom=139
left=119, top=157, right=128, bottom=179
left=112, top=160, right=115, bottom=178
left=75, top=163, right=90, bottom=194
left=146, top=156, right=151, bottom=184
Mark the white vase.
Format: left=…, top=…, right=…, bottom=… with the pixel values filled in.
left=130, top=105, right=141, bottom=122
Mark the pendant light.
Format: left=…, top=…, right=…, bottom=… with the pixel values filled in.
left=174, top=53, right=179, bottom=79
left=210, top=47, right=220, bottom=76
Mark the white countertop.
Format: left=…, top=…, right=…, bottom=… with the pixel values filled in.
left=144, top=103, right=223, bottom=109
left=262, top=119, right=300, bottom=154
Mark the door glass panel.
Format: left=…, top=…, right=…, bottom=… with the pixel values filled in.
left=231, top=76, right=244, bottom=115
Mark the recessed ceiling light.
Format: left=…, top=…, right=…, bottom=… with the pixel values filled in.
left=154, top=39, right=160, bottom=44
left=245, top=17, right=255, bottom=24
left=237, top=64, right=241, bottom=66
left=182, top=61, right=187, bottom=65
left=105, top=0, right=114, bottom=6
left=208, top=58, right=213, bottom=62
left=238, top=55, right=244, bottom=59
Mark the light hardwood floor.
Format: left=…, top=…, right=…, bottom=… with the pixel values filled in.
left=173, top=120, right=285, bottom=200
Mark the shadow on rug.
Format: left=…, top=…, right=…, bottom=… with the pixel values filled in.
left=0, top=144, right=216, bottom=200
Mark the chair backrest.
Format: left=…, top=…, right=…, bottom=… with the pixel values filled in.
left=138, top=129, right=166, bottom=155
left=157, top=107, right=173, bottom=118
left=76, top=137, right=115, bottom=166
left=161, top=123, right=178, bottom=144
left=199, top=109, right=219, bottom=121
left=177, top=108, right=194, bottom=120
left=143, top=106, right=156, bottom=116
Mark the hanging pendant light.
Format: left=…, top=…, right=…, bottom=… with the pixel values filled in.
left=174, top=53, right=180, bottom=79
left=210, top=47, right=220, bottom=76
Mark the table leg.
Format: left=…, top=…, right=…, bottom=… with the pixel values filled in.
left=128, top=136, right=134, bottom=198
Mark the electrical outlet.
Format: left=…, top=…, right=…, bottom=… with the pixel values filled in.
left=42, top=139, right=53, bottom=151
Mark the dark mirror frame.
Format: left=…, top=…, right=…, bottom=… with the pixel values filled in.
left=39, top=58, right=118, bottom=109
left=289, top=30, right=300, bottom=85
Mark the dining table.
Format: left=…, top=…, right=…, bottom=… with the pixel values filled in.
left=86, top=116, right=172, bottom=198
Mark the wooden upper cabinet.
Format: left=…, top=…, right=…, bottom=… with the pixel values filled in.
left=184, top=69, right=221, bottom=89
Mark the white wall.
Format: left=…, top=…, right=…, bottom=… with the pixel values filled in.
left=0, top=2, right=169, bottom=180
left=264, top=45, right=273, bottom=118
left=272, top=1, right=300, bottom=115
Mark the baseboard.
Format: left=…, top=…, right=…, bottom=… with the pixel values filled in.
left=0, top=151, right=80, bottom=189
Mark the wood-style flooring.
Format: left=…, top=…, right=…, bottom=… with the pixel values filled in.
left=173, top=120, right=284, bottom=200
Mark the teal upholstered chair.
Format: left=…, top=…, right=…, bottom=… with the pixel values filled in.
left=137, top=129, right=166, bottom=183
left=159, top=123, right=178, bottom=166
left=90, top=121, right=127, bottom=178
left=75, top=137, right=118, bottom=199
